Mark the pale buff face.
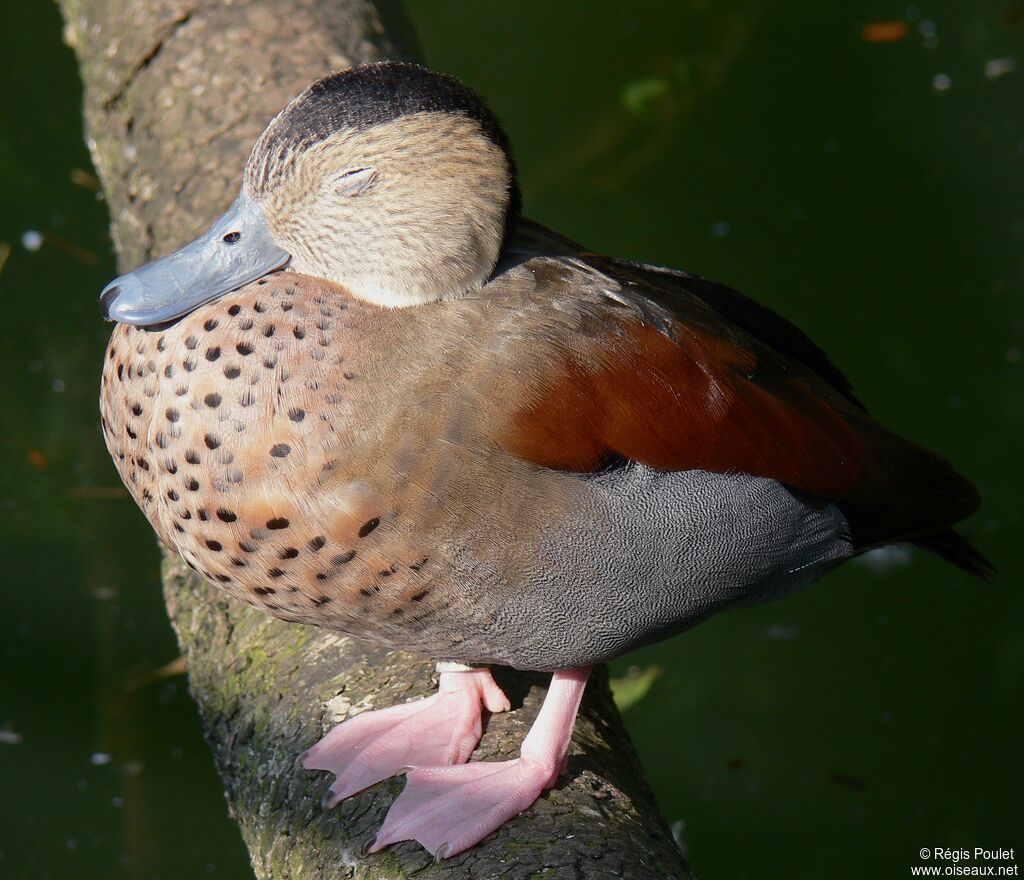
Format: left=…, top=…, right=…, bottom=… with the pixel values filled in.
left=243, top=113, right=512, bottom=308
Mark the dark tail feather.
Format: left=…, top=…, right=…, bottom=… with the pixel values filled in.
left=913, top=529, right=995, bottom=582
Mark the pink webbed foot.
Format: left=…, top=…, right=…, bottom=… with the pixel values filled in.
left=366, top=667, right=592, bottom=860
left=302, top=666, right=510, bottom=807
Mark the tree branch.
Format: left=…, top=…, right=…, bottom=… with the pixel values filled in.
left=60, top=1, right=694, bottom=876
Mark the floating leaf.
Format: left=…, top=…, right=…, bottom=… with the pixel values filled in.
left=610, top=664, right=661, bottom=711
left=861, top=21, right=911, bottom=43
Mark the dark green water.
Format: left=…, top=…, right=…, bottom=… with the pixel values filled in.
left=1, top=2, right=1021, bottom=878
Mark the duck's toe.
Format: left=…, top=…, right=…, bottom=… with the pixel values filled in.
left=366, top=757, right=556, bottom=860
left=303, top=667, right=509, bottom=806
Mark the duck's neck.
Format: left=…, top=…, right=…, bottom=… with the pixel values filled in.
left=287, top=243, right=495, bottom=309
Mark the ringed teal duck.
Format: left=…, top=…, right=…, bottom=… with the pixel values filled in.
left=98, top=62, right=991, bottom=860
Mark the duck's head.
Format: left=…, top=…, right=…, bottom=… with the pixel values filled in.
left=100, top=63, right=519, bottom=325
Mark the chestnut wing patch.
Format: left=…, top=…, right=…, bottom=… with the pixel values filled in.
left=501, top=307, right=864, bottom=498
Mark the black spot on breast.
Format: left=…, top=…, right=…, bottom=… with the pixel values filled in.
left=204, top=393, right=222, bottom=408
left=239, top=318, right=254, bottom=331
left=314, top=596, right=332, bottom=605
left=236, top=342, right=253, bottom=356
left=280, top=547, right=299, bottom=559
left=239, top=541, right=257, bottom=553
left=163, top=364, right=174, bottom=378
left=254, top=586, right=275, bottom=595
left=217, top=508, right=237, bottom=522
left=228, top=304, right=241, bottom=316
left=254, top=301, right=266, bottom=312
left=215, top=574, right=231, bottom=583
left=263, top=325, right=275, bottom=338
left=165, top=407, right=179, bottom=422
left=126, top=427, right=138, bottom=439
left=308, top=535, right=326, bottom=552
left=204, top=319, right=219, bottom=331
left=411, top=590, right=429, bottom=602
left=224, top=365, right=241, bottom=379
left=185, top=449, right=201, bottom=464
left=205, top=346, right=221, bottom=362
left=185, top=478, right=200, bottom=491
left=166, top=489, right=179, bottom=501
left=185, top=335, right=198, bottom=350
left=293, top=326, right=306, bottom=340
left=358, top=518, right=380, bottom=538
left=288, top=407, right=305, bottom=422
left=204, top=434, right=220, bottom=449
left=206, top=539, right=222, bottom=551
left=270, top=444, right=291, bottom=458
left=266, top=517, right=289, bottom=530
left=268, top=568, right=285, bottom=578
left=131, top=402, right=143, bottom=416
left=197, top=509, right=210, bottom=521
left=332, top=550, right=356, bottom=565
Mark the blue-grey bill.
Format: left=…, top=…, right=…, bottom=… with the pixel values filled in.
left=98, top=192, right=290, bottom=325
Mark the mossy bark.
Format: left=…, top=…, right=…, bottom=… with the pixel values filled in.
left=60, top=1, right=695, bottom=877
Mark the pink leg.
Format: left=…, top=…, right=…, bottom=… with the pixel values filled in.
left=366, top=666, right=592, bottom=860
left=302, top=666, right=510, bottom=806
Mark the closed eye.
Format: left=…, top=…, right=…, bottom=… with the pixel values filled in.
left=336, top=167, right=378, bottom=197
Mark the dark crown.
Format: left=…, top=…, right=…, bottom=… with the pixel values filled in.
left=249, top=62, right=521, bottom=219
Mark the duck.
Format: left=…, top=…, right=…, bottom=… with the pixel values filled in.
left=97, top=61, right=991, bottom=861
